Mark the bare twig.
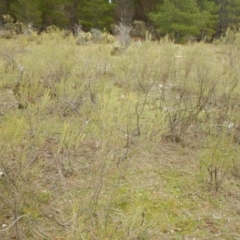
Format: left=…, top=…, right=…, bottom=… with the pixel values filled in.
left=0, top=214, right=28, bottom=232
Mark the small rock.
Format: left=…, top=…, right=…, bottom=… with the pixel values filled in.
left=2, top=223, right=7, bottom=228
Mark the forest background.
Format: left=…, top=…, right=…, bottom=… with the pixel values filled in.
left=0, top=0, right=240, bottom=42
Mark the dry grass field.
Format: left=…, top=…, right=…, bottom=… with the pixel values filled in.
left=1, top=32, right=240, bottom=239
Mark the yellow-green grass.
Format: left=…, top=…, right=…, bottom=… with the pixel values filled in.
left=0, top=32, right=240, bottom=239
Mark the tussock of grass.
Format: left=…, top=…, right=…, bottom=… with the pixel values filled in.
left=0, top=33, right=240, bottom=239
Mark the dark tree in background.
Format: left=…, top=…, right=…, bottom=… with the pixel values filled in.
left=134, top=0, right=161, bottom=22
left=149, top=0, right=202, bottom=41
left=0, top=0, right=15, bottom=23
left=196, top=0, right=219, bottom=38
left=38, top=0, right=69, bottom=28
left=214, top=0, right=240, bottom=37
left=77, top=0, right=115, bottom=30
left=225, top=0, right=240, bottom=29
left=63, top=0, right=79, bottom=29
left=215, top=0, right=228, bottom=36
left=10, top=0, right=42, bottom=28
left=0, top=0, right=8, bottom=16
left=113, top=0, right=134, bottom=25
